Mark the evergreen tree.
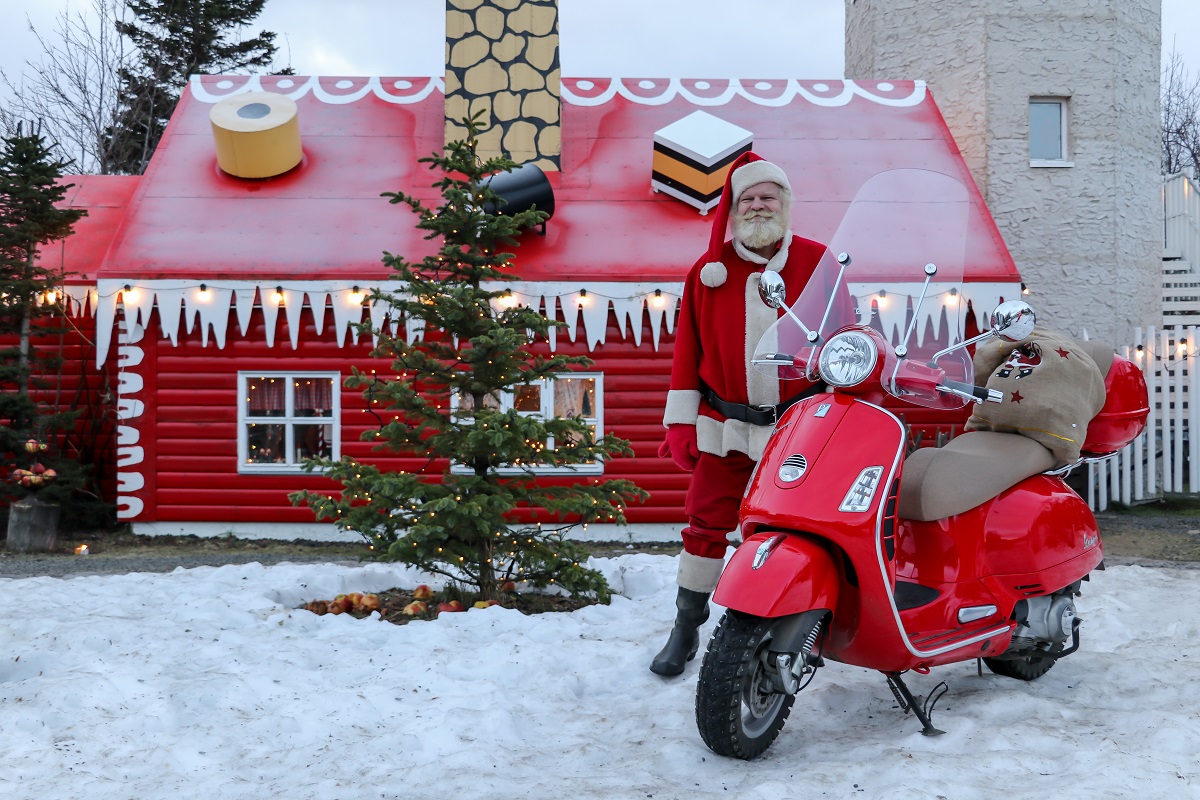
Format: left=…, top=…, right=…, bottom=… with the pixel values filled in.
left=0, top=124, right=88, bottom=509
left=292, top=119, right=648, bottom=602
left=104, top=0, right=287, bottom=174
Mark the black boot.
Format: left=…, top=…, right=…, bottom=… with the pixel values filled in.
left=649, top=587, right=711, bottom=677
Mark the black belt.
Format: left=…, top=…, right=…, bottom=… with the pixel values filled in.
left=700, top=381, right=826, bottom=427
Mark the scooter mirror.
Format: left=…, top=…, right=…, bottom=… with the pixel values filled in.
left=758, top=270, right=787, bottom=309
left=990, top=300, right=1036, bottom=341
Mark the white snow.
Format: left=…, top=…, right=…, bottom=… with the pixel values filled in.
left=0, top=556, right=1196, bottom=799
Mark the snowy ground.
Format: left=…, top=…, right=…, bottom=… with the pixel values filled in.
left=0, top=555, right=1196, bottom=800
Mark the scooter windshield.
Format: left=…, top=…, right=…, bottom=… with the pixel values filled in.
left=752, top=169, right=975, bottom=410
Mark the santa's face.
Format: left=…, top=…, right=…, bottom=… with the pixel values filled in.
left=732, top=181, right=788, bottom=250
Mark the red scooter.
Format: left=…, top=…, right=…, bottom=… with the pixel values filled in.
left=694, top=170, right=1149, bottom=760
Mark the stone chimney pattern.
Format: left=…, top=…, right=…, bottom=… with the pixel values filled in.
left=445, top=0, right=561, bottom=172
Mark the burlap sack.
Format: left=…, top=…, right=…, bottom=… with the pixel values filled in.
left=965, top=329, right=1107, bottom=465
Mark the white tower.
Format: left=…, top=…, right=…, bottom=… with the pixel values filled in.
left=845, top=0, right=1161, bottom=345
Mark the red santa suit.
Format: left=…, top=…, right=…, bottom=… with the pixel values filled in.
left=649, top=153, right=830, bottom=678
left=662, top=155, right=827, bottom=575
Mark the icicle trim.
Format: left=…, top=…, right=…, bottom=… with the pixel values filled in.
left=93, top=279, right=687, bottom=368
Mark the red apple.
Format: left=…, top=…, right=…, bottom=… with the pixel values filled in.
left=24, top=440, right=40, bottom=454
left=331, top=594, right=355, bottom=613
left=412, top=584, right=434, bottom=601
left=31, top=463, right=45, bottom=475
left=41, top=469, right=56, bottom=481
left=473, top=599, right=500, bottom=609
left=437, top=600, right=465, bottom=613
left=401, top=600, right=428, bottom=616
left=357, top=594, right=381, bottom=613
left=499, top=580, right=517, bottom=593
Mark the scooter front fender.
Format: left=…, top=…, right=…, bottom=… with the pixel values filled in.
left=714, top=532, right=840, bottom=618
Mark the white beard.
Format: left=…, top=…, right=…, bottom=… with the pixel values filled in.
left=732, top=211, right=788, bottom=251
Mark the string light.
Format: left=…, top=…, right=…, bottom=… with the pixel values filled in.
left=349, top=285, right=364, bottom=303
left=651, top=289, right=665, bottom=308
left=198, top=283, right=210, bottom=300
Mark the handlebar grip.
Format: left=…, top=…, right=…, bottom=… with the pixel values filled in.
left=939, top=379, right=1001, bottom=404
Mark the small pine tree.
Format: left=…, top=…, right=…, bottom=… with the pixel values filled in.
left=0, top=123, right=89, bottom=511
left=292, top=118, right=648, bottom=602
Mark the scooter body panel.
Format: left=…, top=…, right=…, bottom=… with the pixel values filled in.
left=713, top=532, right=840, bottom=617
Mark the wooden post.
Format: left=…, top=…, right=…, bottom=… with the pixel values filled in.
left=5, top=498, right=61, bottom=553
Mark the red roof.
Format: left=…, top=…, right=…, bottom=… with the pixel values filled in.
left=41, top=175, right=139, bottom=281
left=94, top=75, right=1017, bottom=284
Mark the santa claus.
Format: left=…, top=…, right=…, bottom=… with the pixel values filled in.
left=651, top=152, right=828, bottom=677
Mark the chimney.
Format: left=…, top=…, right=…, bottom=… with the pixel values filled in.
left=445, top=0, right=561, bottom=172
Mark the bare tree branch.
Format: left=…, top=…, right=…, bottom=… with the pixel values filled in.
left=0, top=0, right=134, bottom=174
left=1162, top=47, right=1200, bottom=178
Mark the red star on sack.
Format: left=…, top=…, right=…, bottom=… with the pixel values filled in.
left=1010, top=391, right=1024, bottom=404
left=1056, top=348, right=1071, bottom=359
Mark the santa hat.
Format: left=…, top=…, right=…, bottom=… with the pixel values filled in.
left=699, top=153, right=792, bottom=288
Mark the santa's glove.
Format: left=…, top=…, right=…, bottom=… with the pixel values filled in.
left=658, top=424, right=700, bottom=472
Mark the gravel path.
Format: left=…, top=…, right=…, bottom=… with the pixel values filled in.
left=0, top=552, right=362, bottom=580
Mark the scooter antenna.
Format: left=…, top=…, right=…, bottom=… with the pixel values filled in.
left=895, top=263, right=937, bottom=358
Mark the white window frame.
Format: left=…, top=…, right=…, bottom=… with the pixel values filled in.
left=450, top=372, right=605, bottom=476
left=237, top=371, right=340, bottom=473
left=1029, top=97, right=1073, bottom=167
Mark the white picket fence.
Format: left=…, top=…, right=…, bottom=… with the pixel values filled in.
left=1085, top=325, right=1195, bottom=511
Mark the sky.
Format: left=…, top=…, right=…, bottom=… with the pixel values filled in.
left=0, top=554, right=1196, bottom=798
left=1, top=0, right=1198, bottom=98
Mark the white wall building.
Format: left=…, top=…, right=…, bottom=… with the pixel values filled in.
left=844, top=0, right=1161, bottom=346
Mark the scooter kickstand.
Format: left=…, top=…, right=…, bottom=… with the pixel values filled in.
left=885, top=672, right=947, bottom=736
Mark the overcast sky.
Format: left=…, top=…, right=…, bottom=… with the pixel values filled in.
left=1, top=1, right=1197, bottom=102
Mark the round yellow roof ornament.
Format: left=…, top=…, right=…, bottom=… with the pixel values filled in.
left=209, top=91, right=302, bottom=179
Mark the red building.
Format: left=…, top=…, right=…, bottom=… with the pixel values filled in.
left=49, top=75, right=1019, bottom=540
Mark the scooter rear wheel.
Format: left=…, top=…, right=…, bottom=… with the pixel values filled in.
left=695, top=610, right=796, bottom=760
left=983, top=655, right=1055, bottom=681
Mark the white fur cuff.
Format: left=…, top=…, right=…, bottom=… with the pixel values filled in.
left=677, top=551, right=727, bottom=593
left=700, top=261, right=727, bottom=287
left=663, top=389, right=701, bottom=425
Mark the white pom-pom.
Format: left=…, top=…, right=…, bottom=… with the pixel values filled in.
left=700, top=261, right=727, bottom=287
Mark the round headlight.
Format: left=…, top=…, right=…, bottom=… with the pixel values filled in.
left=818, top=330, right=879, bottom=387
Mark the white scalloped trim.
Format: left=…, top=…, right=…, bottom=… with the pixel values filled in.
left=187, top=76, right=927, bottom=109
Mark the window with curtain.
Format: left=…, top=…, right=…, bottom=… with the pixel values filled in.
left=451, top=373, right=604, bottom=475
left=240, top=372, right=338, bottom=472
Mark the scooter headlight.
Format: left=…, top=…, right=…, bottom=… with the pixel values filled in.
left=818, top=330, right=878, bottom=388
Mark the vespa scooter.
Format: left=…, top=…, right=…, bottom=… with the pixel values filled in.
left=694, top=169, right=1148, bottom=760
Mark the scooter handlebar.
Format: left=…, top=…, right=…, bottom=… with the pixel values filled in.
left=937, top=379, right=1003, bottom=405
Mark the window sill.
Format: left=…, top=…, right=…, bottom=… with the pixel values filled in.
left=1030, top=159, right=1074, bottom=168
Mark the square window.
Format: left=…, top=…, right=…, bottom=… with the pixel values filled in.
left=1029, top=98, right=1071, bottom=165
left=450, top=373, right=605, bottom=475
left=240, top=372, right=338, bottom=471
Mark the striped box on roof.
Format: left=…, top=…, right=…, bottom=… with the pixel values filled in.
left=651, top=110, right=752, bottom=214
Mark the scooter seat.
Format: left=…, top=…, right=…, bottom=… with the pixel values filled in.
left=897, top=431, right=1057, bottom=522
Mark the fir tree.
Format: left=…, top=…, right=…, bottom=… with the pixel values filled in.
left=104, top=0, right=287, bottom=174
left=292, top=119, right=648, bottom=602
left=0, top=123, right=88, bottom=509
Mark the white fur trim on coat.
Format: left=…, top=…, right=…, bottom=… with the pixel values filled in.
left=696, top=415, right=774, bottom=461
left=663, top=389, right=702, bottom=426
left=677, top=550, right=727, bottom=593
left=699, top=261, right=727, bottom=288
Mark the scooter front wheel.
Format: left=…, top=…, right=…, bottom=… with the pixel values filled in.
left=695, top=610, right=796, bottom=760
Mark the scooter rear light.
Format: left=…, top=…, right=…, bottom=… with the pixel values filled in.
left=839, top=466, right=884, bottom=512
